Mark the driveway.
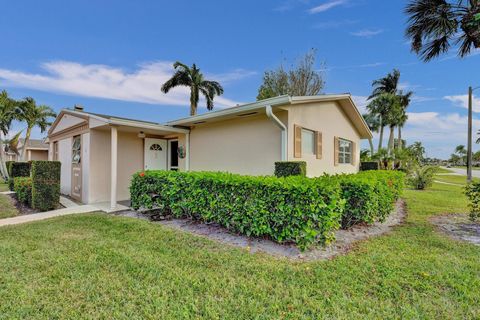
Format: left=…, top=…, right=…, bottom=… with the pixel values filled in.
left=442, top=167, right=480, bottom=178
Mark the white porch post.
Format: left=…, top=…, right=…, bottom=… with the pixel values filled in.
left=185, top=132, right=190, bottom=171
left=110, top=126, right=118, bottom=210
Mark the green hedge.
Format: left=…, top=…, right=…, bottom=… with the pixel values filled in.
left=333, top=171, right=404, bottom=228
left=14, top=177, right=32, bottom=206
left=31, top=161, right=61, bottom=211
left=130, top=170, right=404, bottom=249
left=9, top=162, right=31, bottom=191
left=131, top=171, right=344, bottom=250
left=274, top=161, right=307, bottom=177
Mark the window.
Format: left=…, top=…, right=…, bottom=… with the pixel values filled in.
left=150, top=144, right=163, bottom=151
left=338, top=139, right=352, bottom=164
left=72, top=135, right=81, bottom=164
left=301, top=129, right=315, bottom=155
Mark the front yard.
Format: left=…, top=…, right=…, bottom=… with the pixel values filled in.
left=0, top=181, right=478, bottom=318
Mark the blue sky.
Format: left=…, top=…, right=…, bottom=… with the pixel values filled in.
left=0, top=0, right=479, bottom=158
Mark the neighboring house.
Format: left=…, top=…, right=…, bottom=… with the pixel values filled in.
left=47, top=94, right=371, bottom=209
left=5, top=139, right=49, bottom=161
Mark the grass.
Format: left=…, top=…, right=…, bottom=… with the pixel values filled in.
left=0, top=183, right=479, bottom=318
left=435, top=167, right=454, bottom=173
left=435, top=174, right=480, bottom=185
left=0, top=183, right=9, bottom=192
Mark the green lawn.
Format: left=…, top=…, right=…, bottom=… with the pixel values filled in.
left=435, top=167, right=454, bottom=173
left=0, top=183, right=9, bottom=192
left=0, top=194, right=18, bottom=219
left=435, top=174, right=480, bottom=185
left=0, top=183, right=478, bottom=319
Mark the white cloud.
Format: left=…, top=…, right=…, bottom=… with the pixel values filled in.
left=350, top=29, right=384, bottom=38
left=0, top=61, right=253, bottom=108
left=308, top=0, right=346, bottom=13
left=445, top=94, right=480, bottom=113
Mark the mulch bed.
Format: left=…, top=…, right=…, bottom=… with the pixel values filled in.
left=431, top=214, right=480, bottom=246
left=6, top=194, right=64, bottom=216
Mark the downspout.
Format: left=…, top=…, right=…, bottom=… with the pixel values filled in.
left=265, top=105, right=287, bottom=161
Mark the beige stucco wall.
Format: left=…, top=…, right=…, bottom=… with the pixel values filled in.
left=28, top=150, right=48, bottom=161
left=189, top=112, right=286, bottom=176
left=88, top=129, right=144, bottom=203
left=286, top=101, right=361, bottom=176
left=51, top=114, right=85, bottom=134
left=58, top=138, right=72, bottom=195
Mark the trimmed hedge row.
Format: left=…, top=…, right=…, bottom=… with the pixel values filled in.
left=131, top=170, right=404, bottom=249
left=131, top=171, right=344, bottom=249
left=334, top=170, right=404, bottom=228
left=14, top=177, right=32, bottom=206
left=31, top=161, right=61, bottom=211
left=8, top=162, right=31, bottom=191
left=274, top=161, right=307, bottom=177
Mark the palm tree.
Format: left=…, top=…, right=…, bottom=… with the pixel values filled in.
left=362, top=113, right=381, bottom=156
left=397, top=91, right=413, bottom=150
left=405, top=0, right=480, bottom=61
left=455, top=144, right=468, bottom=165
left=367, top=93, right=400, bottom=152
left=383, top=95, right=404, bottom=154
left=16, top=97, right=56, bottom=160
left=368, top=69, right=401, bottom=100
left=0, top=90, right=17, bottom=179
left=161, top=62, right=224, bottom=116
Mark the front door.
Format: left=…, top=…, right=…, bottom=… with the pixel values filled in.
left=71, top=135, right=82, bottom=201
left=144, top=138, right=167, bottom=170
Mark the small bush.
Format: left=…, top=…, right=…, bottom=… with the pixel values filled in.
left=131, top=171, right=344, bottom=250
left=9, top=162, right=31, bottom=191
left=274, top=161, right=307, bottom=177
left=360, top=161, right=379, bottom=171
left=14, top=177, right=32, bottom=206
left=465, top=182, right=480, bottom=221
left=332, top=171, right=404, bottom=228
left=407, top=166, right=437, bottom=190
left=31, top=161, right=61, bottom=211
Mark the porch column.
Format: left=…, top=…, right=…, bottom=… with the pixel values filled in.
left=110, top=126, right=118, bottom=210
left=185, top=132, right=190, bottom=171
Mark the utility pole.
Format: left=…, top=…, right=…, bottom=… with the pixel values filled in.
left=468, top=86, right=473, bottom=183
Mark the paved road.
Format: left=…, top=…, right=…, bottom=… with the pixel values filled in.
left=442, top=167, right=480, bottom=178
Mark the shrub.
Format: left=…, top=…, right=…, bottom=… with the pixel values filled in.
left=360, top=161, right=379, bottom=171
left=407, top=165, right=437, bottom=190
left=131, top=171, right=344, bottom=250
left=31, top=161, right=61, bottom=211
left=331, top=170, right=404, bottom=228
left=274, top=161, right=307, bottom=177
left=465, top=182, right=480, bottom=221
left=14, top=177, right=32, bottom=206
left=9, top=162, right=31, bottom=191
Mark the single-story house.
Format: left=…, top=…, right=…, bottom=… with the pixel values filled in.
left=6, top=138, right=49, bottom=161
left=47, top=94, right=372, bottom=209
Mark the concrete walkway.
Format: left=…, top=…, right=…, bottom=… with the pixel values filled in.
left=0, top=204, right=98, bottom=227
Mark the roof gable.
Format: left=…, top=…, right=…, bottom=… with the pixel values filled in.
left=49, top=111, right=89, bottom=135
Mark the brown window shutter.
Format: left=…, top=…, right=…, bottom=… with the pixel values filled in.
left=351, top=141, right=356, bottom=165
left=294, top=125, right=302, bottom=158
left=334, top=136, right=339, bottom=166
left=316, top=131, right=322, bottom=159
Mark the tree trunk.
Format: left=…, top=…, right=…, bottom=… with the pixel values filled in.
left=368, top=138, right=374, bottom=157
left=20, top=127, right=32, bottom=161
left=388, top=126, right=395, bottom=154
left=378, top=118, right=384, bottom=152
left=0, top=133, right=9, bottom=180
left=190, top=102, right=196, bottom=116
left=397, top=126, right=402, bottom=150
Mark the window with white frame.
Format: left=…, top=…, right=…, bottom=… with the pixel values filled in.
left=301, top=128, right=315, bottom=155
left=338, top=139, right=352, bottom=164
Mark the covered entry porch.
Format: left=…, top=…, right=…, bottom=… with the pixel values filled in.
left=89, top=121, right=190, bottom=211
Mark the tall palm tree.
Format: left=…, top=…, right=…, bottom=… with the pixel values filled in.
left=383, top=96, right=404, bottom=154
left=405, top=0, right=480, bottom=61
left=397, top=90, right=413, bottom=150
left=362, top=113, right=381, bottom=156
left=16, top=97, right=56, bottom=160
left=161, top=62, right=224, bottom=116
left=455, top=144, right=468, bottom=165
left=367, top=93, right=400, bottom=152
left=368, top=69, right=401, bottom=100
left=0, top=90, right=16, bottom=179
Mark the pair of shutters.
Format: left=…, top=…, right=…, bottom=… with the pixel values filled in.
left=294, top=125, right=322, bottom=159
left=334, top=136, right=356, bottom=167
